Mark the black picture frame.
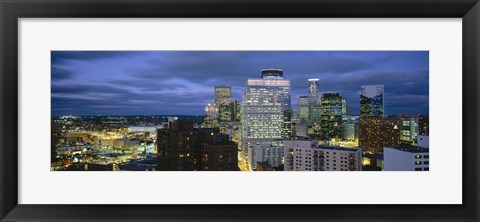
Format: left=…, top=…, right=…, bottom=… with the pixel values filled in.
left=1, top=0, right=479, bottom=221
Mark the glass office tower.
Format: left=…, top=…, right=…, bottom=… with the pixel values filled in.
left=360, top=85, right=384, bottom=117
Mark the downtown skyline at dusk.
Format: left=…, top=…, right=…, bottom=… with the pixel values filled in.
left=52, top=51, right=429, bottom=116
left=51, top=51, right=429, bottom=172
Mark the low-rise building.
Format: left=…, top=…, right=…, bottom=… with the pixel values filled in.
left=284, top=140, right=362, bottom=171
left=383, top=146, right=429, bottom=171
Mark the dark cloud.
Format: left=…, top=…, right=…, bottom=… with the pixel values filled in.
left=51, top=51, right=429, bottom=116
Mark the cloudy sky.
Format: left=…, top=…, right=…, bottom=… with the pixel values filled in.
left=51, top=51, right=429, bottom=116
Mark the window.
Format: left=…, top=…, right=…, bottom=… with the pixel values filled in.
left=423, top=155, right=429, bottom=158
left=415, top=168, right=422, bottom=171
left=415, top=155, right=422, bottom=159
left=424, top=161, right=429, bottom=165
left=415, top=161, right=422, bottom=165
left=424, top=167, right=429, bottom=171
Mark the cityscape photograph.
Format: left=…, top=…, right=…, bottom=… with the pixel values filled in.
left=51, top=51, right=429, bottom=171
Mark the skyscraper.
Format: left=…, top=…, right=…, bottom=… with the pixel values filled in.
left=214, top=85, right=232, bottom=105
left=308, top=78, right=322, bottom=124
left=298, top=96, right=309, bottom=122
left=241, top=69, right=291, bottom=156
left=360, top=85, right=384, bottom=117
left=320, top=92, right=346, bottom=141
left=204, top=103, right=219, bottom=128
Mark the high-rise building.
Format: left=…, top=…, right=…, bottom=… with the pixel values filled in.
left=261, top=68, right=284, bottom=79
left=298, top=96, right=309, bottom=122
left=241, top=69, right=291, bottom=156
left=320, top=93, right=346, bottom=141
left=358, top=116, right=401, bottom=154
left=360, top=85, right=384, bottom=117
left=308, top=78, right=322, bottom=124
left=214, top=85, right=232, bottom=105
left=284, top=140, right=362, bottom=171
left=342, top=116, right=359, bottom=141
left=383, top=146, right=429, bottom=171
left=157, top=120, right=237, bottom=171
left=204, top=103, right=219, bottom=128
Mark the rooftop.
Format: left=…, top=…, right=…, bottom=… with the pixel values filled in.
left=385, top=145, right=429, bottom=153
left=316, top=145, right=361, bottom=152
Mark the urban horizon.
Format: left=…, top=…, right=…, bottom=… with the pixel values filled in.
left=51, top=51, right=429, bottom=172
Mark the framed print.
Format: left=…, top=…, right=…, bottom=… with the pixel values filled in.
left=1, top=0, right=479, bottom=221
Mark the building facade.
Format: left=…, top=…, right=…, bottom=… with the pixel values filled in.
left=284, top=140, right=362, bottom=171
left=204, top=103, right=219, bottom=128
left=298, top=96, right=310, bottom=123
left=360, top=85, right=384, bottom=117
left=383, top=146, right=429, bottom=171
left=358, top=116, right=401, bottom=154
left=308, top=78, right=322, bottom=124
left=214, top=85, right=232, bottom=105
left=157, top=120, right=237, bottom=171
left=320, top=92, right=346, bottom=142
left=241, top=69, right=291, bottom=156
left=247, top=144, right=283, bottom=170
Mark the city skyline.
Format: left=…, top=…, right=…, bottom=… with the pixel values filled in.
left=52, top=51, right=429, bottom=116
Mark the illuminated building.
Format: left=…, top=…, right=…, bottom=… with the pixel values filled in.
left=360, top=85, right=384, bottom=117
left=219, top=100, right=241, bottom=122
left=283, top=108, right=292, bottom=139
left=201, top=134, right=238, bottom=171
left=241, top=69, right=291, bottom=156
left=284, top=140, right=362, bottom=171
left=320, top=92, right=346, bottom=141
left=204, top=103, right=219, bottom=128
left=298, top=96, right=309, bottom=122
left=214, top=85, right=232, bottom=105
left=247, top=144, right=283, bottom=170
left=358, top=116, right=401, bottom=154
left=342, top=116, right=359, bottom=141
left=261, top=68, right=284, bottom=79
left=308, top=78, right=322, bottom=123
left=400, top=116, right=419, bottom=145
left=291, top=108, right=299, bottom=124
left=383, top=146, right=429, bottom=171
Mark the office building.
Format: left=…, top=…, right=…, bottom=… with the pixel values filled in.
left=214, top=85, right=232, bottom=105
left=298, top=96, right=310, bottom=122
left=400, top=116, right=419, bottom=145
left=320, top=92, right=346, bottom=141
left=342, top=116, right=359, bottom=141
left=383, top=146, right=429, bottom=171
left=284, top=140, right=362, bottom=171
left=358, top=116, right=401, bottom=154
left=241, top=69, right=291, bottom=156
left=308, top=78, right=322, bottom=123
left=360, top=85, right=384, bottom=117
left=204, top=103, right=219, bottom=128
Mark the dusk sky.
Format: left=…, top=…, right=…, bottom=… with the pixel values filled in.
left=51, top=51, right=429, bottom=116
